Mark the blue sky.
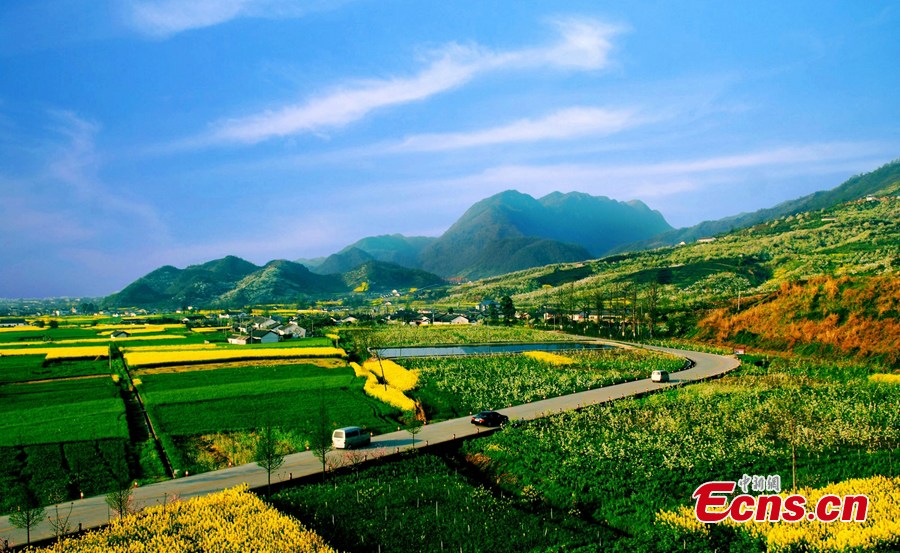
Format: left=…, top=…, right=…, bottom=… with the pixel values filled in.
left=1, top=1, right=898, bottom=298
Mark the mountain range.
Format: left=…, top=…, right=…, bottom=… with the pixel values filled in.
left=307, top=190, right=672, bottom=279
left=623, top=160, right=900, bottom=250
left=105, top=160, right=899, bottom=308
left=104, top=257, right=445, bottom=308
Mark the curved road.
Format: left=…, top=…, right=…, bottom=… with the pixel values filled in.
left=0, top=340, right=739, bottom=547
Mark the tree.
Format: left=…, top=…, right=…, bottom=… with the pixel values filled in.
left=407, top=419, right=424, bottom=450
left=255, top=423, right=285, bottom=498
left=487, top=303, right=499, bottom=325
left=499, top=295, right=516, bottom=326
left=310, top=392, right=333, bottom=481
left=9, top=495, right=44, bottom=546
left=644, top=283, right=660, bottom=338
left=46, top=489, right=73, bottom=543
left=105, top=480, right=134, bottom=519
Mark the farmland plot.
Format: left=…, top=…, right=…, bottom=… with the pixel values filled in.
left=0, top=376, right=131, bottom=515
left=462, top=356, right=900, bottom=552
left=138, top=362, right=402, bottom=473
left=403, top=348, right=683, bottom=419
left=273, top=454, right=610, bottom=553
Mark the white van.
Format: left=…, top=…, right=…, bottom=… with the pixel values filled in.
left=651, top=370, right=670, bottom=383
left=332, top=426, right=371, bottom=449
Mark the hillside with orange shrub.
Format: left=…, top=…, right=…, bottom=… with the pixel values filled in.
left=698, top=274, right=899, bottom=367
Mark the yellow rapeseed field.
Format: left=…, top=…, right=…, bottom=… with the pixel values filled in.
left=362, top=359, right=418, bottom=391
left=0, top=346, right=108, bottom=359
left=25, top=485, right=336, bottom=553
left=869, top=373, right=900, bottom=384
left=2, top=335, right=186, bottom=347
left=124, top=347, right=347, bottom=368
left=657, top=475, right=900, bottom=551
left=0, top=325, right=43, bottom=332
left=190, top=327, right=230, bottom=333
left=95, top=324, right=183, bottom=333
left=523, top=351, right=577, bottom=365
left=352, top=361, right=416, bottom=411
left=121, top=344, right=218, bottom=352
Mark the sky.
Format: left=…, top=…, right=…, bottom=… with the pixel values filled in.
left=0, top=1, right=898, bottom=298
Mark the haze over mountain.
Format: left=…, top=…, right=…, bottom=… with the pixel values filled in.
left=104, top=257, right=441, bottom=308
left=622, top=160, right=900, bottom=251
left=107, top=161, right=900, bottom=308
left=306, top=190, right=672, bottom=279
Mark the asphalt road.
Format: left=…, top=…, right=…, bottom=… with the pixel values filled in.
left=0, top=340, right=739, bottom=547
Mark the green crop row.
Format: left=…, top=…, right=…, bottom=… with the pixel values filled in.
left=0, top=355, right=110, bottom=384
left=137, top=363, right=403, bottom=474
left=461, top=357, right=900, bottom=551
left=0, top=439, right=130, bottom=516
left=138, top=364, right=356, bottom=405
left=273, top=453, right=613, bottom=553
left=403, top=348, right=683, bottom=419
left=0, top=377, right=127, bottom=446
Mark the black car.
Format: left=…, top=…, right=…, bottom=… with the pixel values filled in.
left=471, top=410, right=509, bottom=427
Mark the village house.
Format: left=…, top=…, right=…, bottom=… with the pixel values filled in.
left=227, top=329, right=281, bottom=345
left=275, top=322, right=306, bottom=339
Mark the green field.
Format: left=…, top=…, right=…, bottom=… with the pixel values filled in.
left=0, top=377, right=127, bottom=446
left=459, top=356, right=900, bottom=551
left=0, top=327, right=102, bottom=343
left=0, top=355, right=110, bottom=384
left=273, top=454, right=609, bottom=553
left=0, top=372, right=132, bottom=515
left=0, top=439, right=131, bottom=514
left=138, top=362, right=403, bottom=473
left=340, top=325, right=579, bottom=349
left=402, top=348, right=684, bottom=420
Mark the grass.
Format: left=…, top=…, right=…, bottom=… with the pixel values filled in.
left=138, top=362, right=402, bottom=473
left=272, top=453, right=609, bottom=553
left=403, top=348, right=683, bottom=420
left=0, top=377, right=128, bottom=446
left=0, top=356, right=110, bottom=384
left=460, top=356, right=900, bottom=552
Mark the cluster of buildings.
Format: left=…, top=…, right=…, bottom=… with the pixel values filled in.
left=226, top=316, right=307, bottom=345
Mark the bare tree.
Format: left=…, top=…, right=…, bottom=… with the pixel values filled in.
left=9, top=495, right=44, bottom=546
left=310, top=392, right=333, bottom=481
left=105, top=483, right=134, bottom=519
left=407, top=419, right=424, bottom=450
left=46, top=490, right=74, bottom=543
left=255, top=423, right=285, bottom=498
left=645, top=282, right=660, bottom=339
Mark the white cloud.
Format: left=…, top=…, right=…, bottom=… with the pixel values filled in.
left=211, top=49, right=482, bottom=144
left=427, top=142, right=891, bottom=198
left=205, top=18, right=623, bottom=145
left=528, top=17, right=623, bottom=70
left=392, top=107, right=639, bottom=152
left=125, top=0, right=348, bottom=37
left=45, top=111, right=169, bottom=233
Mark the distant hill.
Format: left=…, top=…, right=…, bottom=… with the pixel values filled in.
left=303, top=190, right=671, bottom=280
left=215, top=260, right=345, bottom=306
left=339, top=235, right=436, bottom=268
left=314, top=247, right=375, bottom=275
left=105, top=256, right=445, bottom=308
left=106, top=256, right=259, bottom=308
left=439, top=188, right=900, bottom=313
left=418, top=190, right=672, bottom=278
left=340, top=261, right=445, bottom=292
left=622, top=159, right=900, bottom=251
